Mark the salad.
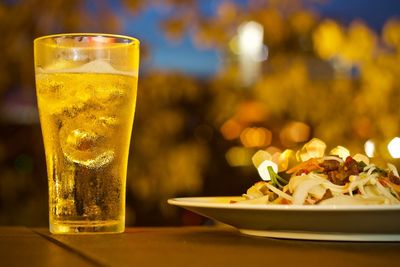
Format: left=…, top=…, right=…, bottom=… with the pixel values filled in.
left=238, top=138, right=400, bottom=205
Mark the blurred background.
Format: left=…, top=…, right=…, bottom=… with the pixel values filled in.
left=0, top=0, right=400, bottom=227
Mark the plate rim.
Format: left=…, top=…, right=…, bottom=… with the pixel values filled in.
left=168, top=196, right=400, bottom=211
left=238, top=229, right=400, bottom=242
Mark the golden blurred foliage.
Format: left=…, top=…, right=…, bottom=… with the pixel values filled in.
left=290, top=10, right=318, bottom=35
left=342, top=21, right=376, bottom=63
left=383, top=18, right=400, bottom=49
left=313, top=19, right=344, bottom=60
left=0, top=0, right=119, bottom=95
left=313, top=19, right=377, bottom=65
left=1, top=0, right=400, bottom=226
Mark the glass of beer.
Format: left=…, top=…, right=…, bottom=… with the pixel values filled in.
left=34, top=33, right=139, bottom=234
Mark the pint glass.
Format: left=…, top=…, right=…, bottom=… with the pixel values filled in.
left=34, top=34, right=139, bottom=234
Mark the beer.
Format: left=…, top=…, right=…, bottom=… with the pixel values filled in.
left=36, top=63, right=137, bottom=233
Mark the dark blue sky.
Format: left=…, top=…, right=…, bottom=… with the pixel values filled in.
left=311, top=0, right=400, bottom=31
left=119, top=5, right=221, bottom=76
left=118, top=0, right=400, bottom=77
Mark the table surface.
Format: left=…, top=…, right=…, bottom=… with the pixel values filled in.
left=2, top=226, right=400, bottom=267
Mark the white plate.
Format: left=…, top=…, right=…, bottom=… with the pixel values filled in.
left=168, top=196, right=400, bottom=242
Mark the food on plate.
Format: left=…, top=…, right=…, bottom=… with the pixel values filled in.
left=237, top=138, right=400, bottom=205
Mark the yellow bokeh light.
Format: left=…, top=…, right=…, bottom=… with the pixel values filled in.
left=240, top=127, right=272, bottom=148
left=235, top=101, right=269, bottom=123
left=341, top=21, right=376, bottom=63
left=220, top=119, right=242, bottom=140
left=279, top=121, right=310, bottom=147
left=313, top=19, right=344, bottom=60
left=383, top=19, right=400, bottom=48
left=225, top=146, right=253, bottom=167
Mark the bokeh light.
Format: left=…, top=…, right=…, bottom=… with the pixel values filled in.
left=0, top=0, right=400, bottom=227
left=364, top=140, right=376, bottom=158
left=388, top=137, right=400, bottom=158
left=225, top=146, right=252, bottom=167
left=279, top=121, right=310, bottom=147
left=240, top=127, right=272, bottom=148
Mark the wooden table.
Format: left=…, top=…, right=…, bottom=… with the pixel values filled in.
left=1, top=226, right=400, bottom=267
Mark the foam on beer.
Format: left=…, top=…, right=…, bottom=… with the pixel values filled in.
left=37, top=59, right=137, bottom=77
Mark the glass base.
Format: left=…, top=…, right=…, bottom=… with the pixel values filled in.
left=50, top=220, right=124, bottom=234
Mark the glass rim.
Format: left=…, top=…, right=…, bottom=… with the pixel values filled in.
left=34, top=33, right=140, bottom=46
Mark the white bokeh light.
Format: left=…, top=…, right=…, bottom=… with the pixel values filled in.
left=237, top=21, right=267, bottom=86
left=364, top=139, right=375, bottom=158
left=238, top=21, right=265, bottom=61
left=388, top=137, right=400, bottom=158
